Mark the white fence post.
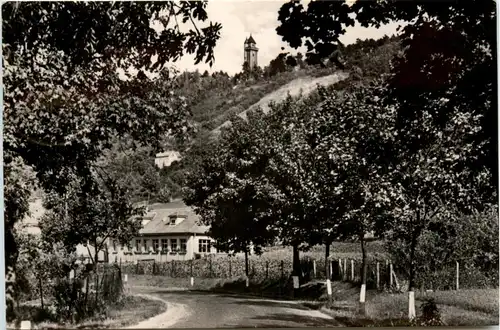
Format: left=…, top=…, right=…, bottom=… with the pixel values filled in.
left=20, top=320, right=31, bottom=330
left=313, top=260, right=317, bottom=278
left=456, top=261, right=459, bottom=290
left=376, top=262, right=380, bottom=289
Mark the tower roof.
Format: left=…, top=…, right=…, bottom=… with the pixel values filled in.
left=247, top=34, right=256, bottom=44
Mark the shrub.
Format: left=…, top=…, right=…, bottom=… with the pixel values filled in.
left=418, top=298, right=443, bottom=326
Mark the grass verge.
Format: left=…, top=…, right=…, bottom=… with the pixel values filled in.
left=322, top=288, right=499, bottom=327
left=12, top=295, right=165, bottom=329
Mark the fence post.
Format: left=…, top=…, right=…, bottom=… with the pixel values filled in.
left=190, top=259, right=194, bottom=286
left=456, top=261, right=459, bottom=290
left=39, top=277, right=44, bottom=309
left=20, top=321, right=31, bottom=330
left=343, top=259, right=347, bottom=281
left=338, top=259, right=342, bottom=280
left=229, top=258, right=232, bottom=277
left=280, top=260, right=284, bottom=280
left=313, top=260, right=316, bottom=279
left=389, top=262, right=393, bottom=288
left=209, top=257, right=213, bottom=278
left=376, top=262, right=380, bottom=290
left=266, top=261, right=269, bottom=279
left=351, top=260, right=354, bottom=281
left=329, top=260, right=333, bottom=280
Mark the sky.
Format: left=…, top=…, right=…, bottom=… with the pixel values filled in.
left=168, top=0, right=402, bottom=75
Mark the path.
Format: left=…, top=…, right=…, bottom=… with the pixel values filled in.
left=128, top=287, right=342, bottom=328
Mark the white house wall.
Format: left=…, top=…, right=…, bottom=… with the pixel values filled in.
left=107, top=234, right=220, bottom=264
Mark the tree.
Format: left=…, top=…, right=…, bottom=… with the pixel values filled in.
left=276, top=0, right=497, bottom=198
left=294, top=82, right=396, bottom=311
left=260, top=95, right=333, bottom=282
left=386, top=205, right=499, bottom=290
left=3, top=2, right=222, bottom=320
left=277, top=1, right=496, bottom=318
left=184, top=112, right=278, bottom=276
left=39, top=174, right=143, bottom=267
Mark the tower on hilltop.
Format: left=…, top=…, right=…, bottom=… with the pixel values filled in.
left=244, top=34, right=258, bottom=71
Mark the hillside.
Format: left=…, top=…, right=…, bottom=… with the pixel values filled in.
left=213, top=71, right=349, bottom=134
left=102, top=36, right=401, bottom=203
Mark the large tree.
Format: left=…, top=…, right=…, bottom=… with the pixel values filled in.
left=184, top=112, right=278, bottom=276
left=3, top=1, right=221, bottom=320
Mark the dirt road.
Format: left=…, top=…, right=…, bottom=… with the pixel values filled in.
left=128, top=287, right=341, bottom=328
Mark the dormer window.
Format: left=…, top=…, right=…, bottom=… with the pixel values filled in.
left=165, top=213, right=187, bottom=226
left=168, top=215, right=177, bottom=226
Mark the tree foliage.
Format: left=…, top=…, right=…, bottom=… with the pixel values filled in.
left=276, top=0, right=497, bottom=197
left=184, top=112, right=278, bottom=260
left=3, top=2, right=221, bottom=321
left=40, top=173, right=144, bottom=265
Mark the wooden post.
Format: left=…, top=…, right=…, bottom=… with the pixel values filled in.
left=190, top=259, right=194, bottom=278
left=313, top=260, right=316, bottom=279
left=209, top=257, right=213, bottom=278
left=456, top=261, right=459, bottom=290
left=39, top=277, right=44, bottom=309
left=376, top=262, right=380, bottom=290
left=389, top=262, right=393, bottom=287
left=343, top=259, right=347, bottom=281
left=338, top=259, right=342, bottom=280
left=280, top=260, right=284, bottom=280
left=351, top=260, right=354, bottom=281
left=329, top=261, right=333, bottom=280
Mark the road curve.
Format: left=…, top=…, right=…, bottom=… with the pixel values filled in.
left=130, top=287, right=342, bottom=328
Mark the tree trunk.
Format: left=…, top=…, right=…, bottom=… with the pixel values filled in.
left=408, top=212, right=422, bottom=320
left=359, top=234, right=368, bottom=315
left=325, top=239, right=331, bottom=280
left=244, top=248, right=249, bottom=277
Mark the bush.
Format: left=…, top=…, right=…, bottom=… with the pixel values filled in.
left=418, top=298, right=443, bottom=326
left=385, top=207, right=499, bottom=290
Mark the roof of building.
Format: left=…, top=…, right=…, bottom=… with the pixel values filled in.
left=138, top=201, right=209, bottom=236
left=246, top=35, right=256, bottom=44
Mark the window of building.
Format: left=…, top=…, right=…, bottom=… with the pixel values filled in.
left=135, top=240, right=141, bottom=252
left=161, top=239, right=168, bottom=252
left=170, top=238, right=178, bottom=252
left=198, top=239, right=211, bottom=253
left=180, top=239, right=187, bottom=253
left=152, top=239, right=159, bottom=253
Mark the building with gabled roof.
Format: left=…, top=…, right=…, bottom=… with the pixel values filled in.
left=108, top=200, right=219, bottom=263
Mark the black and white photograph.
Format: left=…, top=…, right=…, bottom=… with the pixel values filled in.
left=2, top=0, right=498, bottom=329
